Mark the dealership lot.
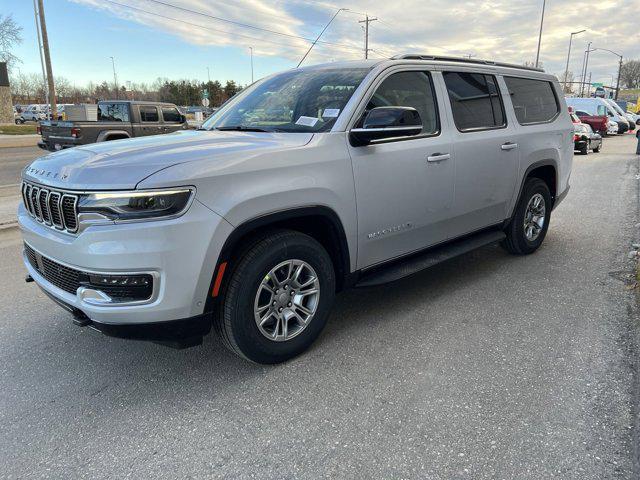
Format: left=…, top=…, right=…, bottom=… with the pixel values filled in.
left=0, top=135, right=638, bottom=478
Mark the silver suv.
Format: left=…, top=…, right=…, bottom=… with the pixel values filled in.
left=19, top=55, right=573, bottom=363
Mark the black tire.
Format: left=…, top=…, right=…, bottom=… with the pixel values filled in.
left=593, top=144, right=600, bottom=153
left=501, top=177, right=552, bottom=255
left=214, top=230, right=335, bottom=364
left=580, top=144, right=589, bottom=155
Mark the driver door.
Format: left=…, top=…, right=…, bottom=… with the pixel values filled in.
left=348, top=69, right=454, bottom=269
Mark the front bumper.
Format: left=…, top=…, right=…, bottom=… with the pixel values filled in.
left=19, top=198, right=233, bottom=327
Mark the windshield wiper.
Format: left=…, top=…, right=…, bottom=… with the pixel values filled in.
left=215, top=125, right=270, bottom=132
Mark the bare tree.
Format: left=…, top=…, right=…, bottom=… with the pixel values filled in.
left=620, top=60, right=640, bottom=89
left=0, top=14, right=23, bottom=71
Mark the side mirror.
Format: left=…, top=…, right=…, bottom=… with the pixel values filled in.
left=350, top=106, right=422, bottom=146
left=180, top=114, right=187, bottom=124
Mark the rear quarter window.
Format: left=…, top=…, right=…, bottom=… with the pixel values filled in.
left=504, top=77, right=559, bottom=125
left=161, top=107, right=182, bottom=123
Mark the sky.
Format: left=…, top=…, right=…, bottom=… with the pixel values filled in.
left=3, top=0, right=639, bottom=88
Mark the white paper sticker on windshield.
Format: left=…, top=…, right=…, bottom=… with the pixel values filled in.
left=295, top=116, right=319, bottom=127
left=322, top=108, right=340, bottom=118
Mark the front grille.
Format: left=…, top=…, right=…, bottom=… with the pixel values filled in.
left=24, top=243, right=154, bottom=302
left=22, top=182, right=79, bottom=233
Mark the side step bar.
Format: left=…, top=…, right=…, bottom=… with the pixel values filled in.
left=355, top=229, right=506, bottom=287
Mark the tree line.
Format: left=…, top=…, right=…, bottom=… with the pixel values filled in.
left=9, top=73, right=243, bottom=107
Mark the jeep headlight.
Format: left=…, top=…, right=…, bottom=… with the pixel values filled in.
left=77, top=188, right=194, bottom=221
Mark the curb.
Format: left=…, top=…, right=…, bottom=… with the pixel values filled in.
left=0, top=221, right=18, bottom=231
left=0, top=135, right=40, bottom=149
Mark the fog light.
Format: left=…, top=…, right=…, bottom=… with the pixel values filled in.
left=88, top=274, right=151, bottom=287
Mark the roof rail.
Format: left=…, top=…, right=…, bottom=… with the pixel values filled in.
left=390, top=54, right=545, bottom=72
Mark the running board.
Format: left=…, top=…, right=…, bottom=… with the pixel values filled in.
left=355, top=229, right=506, bottom=287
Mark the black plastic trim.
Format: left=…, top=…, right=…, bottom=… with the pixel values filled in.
left=507, top=160, right=558, bottom=223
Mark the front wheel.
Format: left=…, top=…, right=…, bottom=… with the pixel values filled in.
left=501, top=178, right=552, bottom=255
left=215, top=230, right=335, bottom=364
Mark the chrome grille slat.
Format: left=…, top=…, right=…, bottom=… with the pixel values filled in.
left=38, top=189, right=51, bottom=224
left=48, top=192, right=63, bottom=228
left=21, top=181, right=79, bottom=234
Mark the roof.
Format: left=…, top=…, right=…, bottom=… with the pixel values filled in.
left=302, top=55, right=551, bottom=78
left=98, top=100, right=178, bottom=106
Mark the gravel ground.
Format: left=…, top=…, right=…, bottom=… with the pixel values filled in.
left=0, top=135, right=638, bottom=479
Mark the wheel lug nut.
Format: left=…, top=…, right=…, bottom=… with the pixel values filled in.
left=272, top=301, right=276, bottom=306
left=290, top=291, right=294, bottom=296
left=278, top=307, right=283, bottom=312
left=284, top=285, right=288, bottom=289
left=288, top=302, right=292, bottom=307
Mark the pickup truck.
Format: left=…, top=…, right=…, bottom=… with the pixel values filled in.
left=573, top=109, right=608, bottom=135
left=37, top=100, right=189, bottom=151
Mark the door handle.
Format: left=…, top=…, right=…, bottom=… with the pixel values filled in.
left=501, top=142, right=518, bottom=151
left=427, top=153, right=450, bottom=163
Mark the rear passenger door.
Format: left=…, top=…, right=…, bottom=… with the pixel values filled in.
left=136, top=105, right=163, bottom=136
left=160, top=106, right=185, bottom=133
left=441, top=71, right=519, bottom=238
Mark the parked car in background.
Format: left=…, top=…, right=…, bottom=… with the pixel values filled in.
left=604, top=98, right=636, bottom=131
left=19, top=56, right=573, bottom=363
left=572, top=108, right=607, bottom=135
left=565, top=97, right=629, bottom=134
left=20, top=105, right=47, bottom=123
left=574, top=123, right=601, bottom=154
left=37, top=100, right=188, bottom=151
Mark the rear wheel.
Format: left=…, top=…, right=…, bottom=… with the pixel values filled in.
left=580, top=144, right=589, bottom=155
left=214, top=230, right=335, bottom=364
left=501, top=178, right=552, bottom=255
left=593, top=143, right=600, bottom=153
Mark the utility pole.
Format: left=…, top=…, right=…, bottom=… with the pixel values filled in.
left=563, top=29, right=585, bottom=92
left=36, top=0, right=56, bottom=117
left=110, top=56, right=118, bottom=99
left=534, top=0, right=546, bottom=68
left=207, top=67, right=211, bottom=83
left=614, top=56, right=622, bottom=100
left=32, top=0, right=48, bottom=107
left=249, top=47, right=254, bottom=83
left=579, top=41, right=592, bottom=97
left=358, top=15, right=377, bottom=59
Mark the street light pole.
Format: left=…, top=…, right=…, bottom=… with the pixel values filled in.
left=563, top=29, right=585, bottom=92
left=580, top=42, right=593, bottom=97
left=37, top=0, right=56, bottom=118
left=297, top=8, right=349, bottom=68
left=249, top=47, right=254, bottom=83
left=207, top=67, right=210, bottom=83
left=535, top=0, right=546, bottom=68
left=590, top=48, right=623, bottom=99
left=110, top=56, right=119, bottom=99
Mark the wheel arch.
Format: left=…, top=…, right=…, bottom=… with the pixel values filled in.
left=97, top=130, right=131, bottom=142
left=507, top=160, right=558, bottom=223
left=206, top=206, right=352, bottom=310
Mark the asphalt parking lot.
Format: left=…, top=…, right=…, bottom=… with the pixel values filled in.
left=0, top=136, right=638, bottom=479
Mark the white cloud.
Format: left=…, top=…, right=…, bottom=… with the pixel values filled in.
left=71, top=0, right=638, bottom=84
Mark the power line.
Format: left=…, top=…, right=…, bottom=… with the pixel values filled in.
left=137, top=0, right=360, bottom=51
left=102, top=0, right=361, bottom=55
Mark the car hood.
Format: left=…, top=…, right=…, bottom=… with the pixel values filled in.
left=22, top=130, right=314, bottom=190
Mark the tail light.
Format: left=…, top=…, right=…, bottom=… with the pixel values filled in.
left=71, top=127, right=81, bottom=138
left=573, top=134, right=579, bottom=141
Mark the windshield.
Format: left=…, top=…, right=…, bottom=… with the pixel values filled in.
left=203, top=67, right=371, bottom=133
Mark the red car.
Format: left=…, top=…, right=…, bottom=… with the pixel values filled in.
left=573, top=109, right=608, bottom=135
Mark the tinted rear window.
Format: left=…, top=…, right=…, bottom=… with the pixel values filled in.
left=504, top=77, right=559, bottom=124
left=443, top=72, right=505, bottom=131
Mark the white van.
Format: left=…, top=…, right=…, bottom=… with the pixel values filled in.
left=604, top=99, right=636, bottom=130
left=565, top=97, right=629, bottom=134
